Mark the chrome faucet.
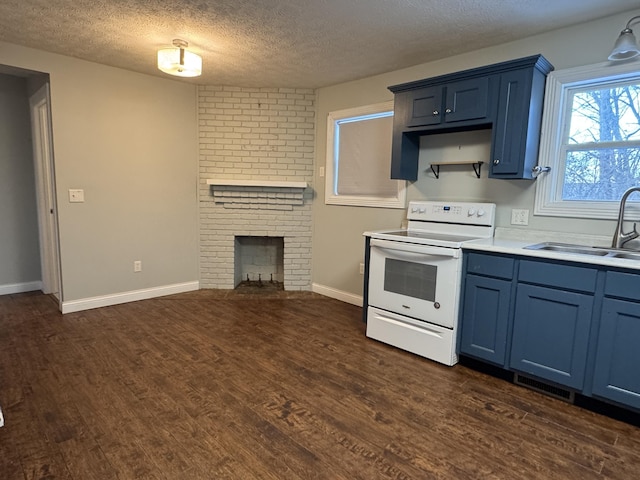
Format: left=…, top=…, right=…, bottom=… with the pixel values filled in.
left=612, top=186, right=640, bottom=249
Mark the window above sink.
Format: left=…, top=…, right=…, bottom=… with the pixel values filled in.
left=535, top=60, right=640, bottom=221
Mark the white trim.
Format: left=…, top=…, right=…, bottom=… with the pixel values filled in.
left=0, top=281, right=43, bottom=296
left=312, top=283, right=363, bottom=307
left=61, top=281, right=200, bottom=314
left=206, top=179, right=307, bottom=188
left=535, top=60, right=640, bottom=220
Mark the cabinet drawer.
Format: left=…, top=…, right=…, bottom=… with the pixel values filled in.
left=518, top=260, right=597, bottom=293
left=466, top=253, right=514, bottom=279
left=604, top=271, right=640, bottom=301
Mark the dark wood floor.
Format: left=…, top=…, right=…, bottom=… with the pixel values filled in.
left=1, top=290, right=639, bottom=479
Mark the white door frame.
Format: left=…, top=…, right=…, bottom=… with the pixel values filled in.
left=29, top=84, right=62, bottom=306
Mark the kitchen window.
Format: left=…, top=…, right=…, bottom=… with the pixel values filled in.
left=325, top=101, right=406, bottom=208
left=535, top=61, right=640, bottom=219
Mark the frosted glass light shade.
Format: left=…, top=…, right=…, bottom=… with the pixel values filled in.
left=608, top=29, right=640, bottom=61
left=157, top=42, right=202, bottom=77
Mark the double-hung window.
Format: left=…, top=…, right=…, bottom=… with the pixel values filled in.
left=535, top=61, right=640, bottom=219
left=325, top=101, right=406, bottom=208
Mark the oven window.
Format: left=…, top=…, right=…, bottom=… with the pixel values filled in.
left=383, top=259, right=436, bottom=301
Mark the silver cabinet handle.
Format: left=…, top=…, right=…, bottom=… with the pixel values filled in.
left=493, top=159, right=500, bottom=165
left=445, top=108, right=452, bottom=113
left=432, top=110, right=439, bottom=115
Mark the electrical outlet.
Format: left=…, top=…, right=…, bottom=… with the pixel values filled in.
left=133, top=260, right=142, bottom=272
left=319, top=166, right=325, bottom=177
left=359, top=263, right=365, bottom=275
left=68, top=189, right=85, bottom=203
left=511, top=209, right=530, bottom=226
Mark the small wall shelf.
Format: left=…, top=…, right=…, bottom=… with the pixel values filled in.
left=206, top=179, right=307, bottom=188
left=430, top=160, right=484, bottom=179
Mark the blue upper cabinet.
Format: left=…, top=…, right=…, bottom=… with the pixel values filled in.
left=389, top=55, right=553, bottom=181
left=404, top=77, right=492, bottom=128
left=490, top=63, right=549, bottom=179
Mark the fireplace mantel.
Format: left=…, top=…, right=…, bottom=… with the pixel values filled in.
left=206, top=179, right=307, bottom=189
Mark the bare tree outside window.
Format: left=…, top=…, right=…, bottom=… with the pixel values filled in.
left=563, top=83, right=640, bottom=201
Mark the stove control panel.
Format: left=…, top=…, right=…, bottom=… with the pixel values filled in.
left=407, top=201, right=496, bottom=226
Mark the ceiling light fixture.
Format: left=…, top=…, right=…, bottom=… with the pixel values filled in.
left=157, top=39, right=202, bottom=77
left=608, top=15, right=640, bottom=61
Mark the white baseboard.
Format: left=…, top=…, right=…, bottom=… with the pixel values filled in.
left=61, top=281, right=200, bottom=314
left=312, top=283, right=363, bottom=307
left=0, top=281, right=42, bottom=296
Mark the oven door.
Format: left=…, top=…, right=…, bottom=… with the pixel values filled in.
left=368, top=238, right=462, bottom=328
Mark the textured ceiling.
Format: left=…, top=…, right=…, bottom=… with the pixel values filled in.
left=0, top=0, right=638, bottom=88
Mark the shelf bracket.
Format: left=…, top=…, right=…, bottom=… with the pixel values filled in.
left=472, top=161, right=482, bottom=178
left=429, top=161, right=483, bottom=179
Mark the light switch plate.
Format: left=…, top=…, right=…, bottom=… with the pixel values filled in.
left=69, top=189, right=85, bottom=203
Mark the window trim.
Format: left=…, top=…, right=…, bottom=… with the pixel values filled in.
left=325, top=101, right=406, bottom=209
left=535, top=60, right=640, bottom=220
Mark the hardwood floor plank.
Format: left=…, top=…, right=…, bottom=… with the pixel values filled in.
left=1, top=290, right=639, bottom=479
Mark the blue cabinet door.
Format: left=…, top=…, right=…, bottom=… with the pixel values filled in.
left=592, top=298, right=640, bottom=410
left=490, top=68, right=532, bottom=178
left=404, top=86, right=444, bottom=128
left=490, top=64, right=547, bottom=179
left=510, top=284, right=593, bottom=389
left=444, top=77, right=491, bottom=124
left=460, top=274, right=512, bottom=366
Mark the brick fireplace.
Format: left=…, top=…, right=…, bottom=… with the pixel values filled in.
left=200, top=182, right=312, bottom=289
left=198, top=86, right=315, bottom=290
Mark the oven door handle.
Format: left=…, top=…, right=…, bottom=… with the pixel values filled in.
left=370, top=238, right=460, bottom=258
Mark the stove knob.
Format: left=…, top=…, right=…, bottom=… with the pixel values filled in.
left=411, top=207, right=418, bottom=213
left=419, top=208, right=426, bottom=214
left=467, top=208, right=476, bottom=216
left=477, top=209, right=486, bottom=217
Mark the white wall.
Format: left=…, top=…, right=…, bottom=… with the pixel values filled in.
left=311, top=9, right=640, bottom=300
left=0, top=74, right=41, bottom=291
left=0, top=42, right=199, bottom=306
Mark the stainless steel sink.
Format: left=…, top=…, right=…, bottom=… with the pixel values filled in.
left=523, top=242, right=610, bottom=256
left=523, top=242, right=640, bottom=260
left=609, top=251, right=640, bottom=260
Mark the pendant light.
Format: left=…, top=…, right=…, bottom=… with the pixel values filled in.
left=608, top=16, right=640, bottom=61
left=157, top=39, right=202, bottom=77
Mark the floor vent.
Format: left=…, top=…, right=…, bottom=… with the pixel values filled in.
left=514, top=374, right=575, bottom=403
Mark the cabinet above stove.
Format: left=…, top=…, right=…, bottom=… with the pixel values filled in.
left=388, top=55, right=554, bottom=181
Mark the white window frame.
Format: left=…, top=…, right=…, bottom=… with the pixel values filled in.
left=325, top=101, right=406, bottom=208
left=535, top=60, right=640, bottom=220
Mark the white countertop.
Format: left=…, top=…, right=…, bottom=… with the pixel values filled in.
left=463, top=237, right=640, bottom=271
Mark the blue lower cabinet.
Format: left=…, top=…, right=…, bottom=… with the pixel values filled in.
left=592, top=298, right=640, bottom=409
left=460, top=275, right=511, bottom=366
left=509, top=284, right=593, bottom=390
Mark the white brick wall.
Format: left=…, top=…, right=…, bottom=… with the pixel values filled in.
left=198, top=86, right=315, bottom=290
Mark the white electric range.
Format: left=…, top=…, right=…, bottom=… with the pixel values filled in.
left=364, top=200, right=496, bottom=365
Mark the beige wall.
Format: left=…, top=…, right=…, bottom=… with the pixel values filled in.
left=311, top=9, right=640, bottom=300
left=0, top=42, right=199, bottom=303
